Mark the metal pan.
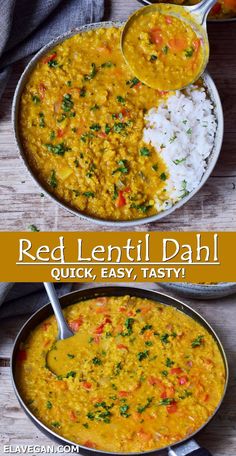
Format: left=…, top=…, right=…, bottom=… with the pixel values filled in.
left=136, top=0, right=236, bottom=21
left=11, top=286, right=228, bottom=456
left=12, top=21, right=224, bottom=227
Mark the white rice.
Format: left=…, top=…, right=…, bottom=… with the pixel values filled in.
left=143, top=85, right=217, bottom=212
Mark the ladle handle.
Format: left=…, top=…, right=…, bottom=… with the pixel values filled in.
left=168, top=439, right=213, bottom=456
left=44, top=282, right=74, bottom=340
left=189, top=0, right=217, bottom=25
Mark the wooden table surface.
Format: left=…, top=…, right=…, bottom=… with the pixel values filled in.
left=0, top=282, right=236, bottom=455
left=0, top=0, right=236, bottom=232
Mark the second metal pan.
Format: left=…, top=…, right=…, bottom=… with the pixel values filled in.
left=11, top=286, right=228, bottom=456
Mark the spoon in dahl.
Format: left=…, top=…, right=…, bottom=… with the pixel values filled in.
left=121, top=0, right=217, bottom=91
left=44, top=282, right=75, bottom=376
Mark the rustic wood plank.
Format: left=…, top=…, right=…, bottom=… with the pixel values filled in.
left=0, top=282, right=236, bottom=454
left=0, top=0, right=236, bottom=231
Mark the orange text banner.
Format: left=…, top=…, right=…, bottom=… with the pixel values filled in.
left=0, top=232, right=235, bottom=282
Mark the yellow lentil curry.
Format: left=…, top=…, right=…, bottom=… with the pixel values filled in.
left=123, top=8, right=205, bottom=91
left=16, top=296, right=225, bottom=452
left=19, top=26, right=170, bottom=221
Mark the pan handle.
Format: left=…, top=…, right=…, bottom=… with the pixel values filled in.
left=168, top=439, right=213, bottom=456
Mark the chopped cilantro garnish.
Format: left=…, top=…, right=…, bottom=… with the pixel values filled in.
left=160, top=173, right=167, bottom=181
left=83, top=191, right=95, bottom=198
left=101, top=61, right=115, bottom=68
left=92, top=357, right=102, bottom=365
left=185, top=47, right=194, bottom=58
left=39, top=112, right=45, bottom=128
left=179, top=390, right=192, bottom=399
left=159, top=398, right=173, bottom=406
left=162, top=45, right=169, bottom=54
left=181, top=180, right=189, bottom=197
left=45, top=142, right=71, bottom=156
left=50, top=131, right=56, bottom=140
left=140, top=147, right=150, bottom=156
left=112, top=159, right=129, bottom=175
left=166, top=357, right=174, bottom=367
left=117, top=95, right=126, bottom=105
left=121, top=317, right=135, bottom=336
left=66, top=371, right=76, bottom=378
left=141, top=324, right=153, bottom=334
left=84, top=63, right=97, bottom=81
left=137, top=397, right=153, bottom=413
left=48, top=59, right=58, bottom=68
left=61, top=93, right=74, bottom=112
left=112, top=184, right=118, bottom=200
left=113, top=122, right=127, bottom=133
left=32, top=95, right=40, bottom=104
left=150, top=54, right=158, bottom=61
left=46, top=401, right=52, bottom=409
left=161, top=370, right=168, bottom=377
left=173, top=158, right=186, bottom=165
left=137, top=350, right=149, bottom=361
left=120, top=404, right=130, bottom=418
left=49, top=170, right=57, bottom=188
left=130, top=203, right=152, bottom=213
left=145, top=341, right=153, bottom=347
left=90, top=104, right=100, bottom=111
left=80, top=87, right=86, bottom=97
left=160, top=333, right=169, bottom=344
left=114, top=362, right=122, bottom=375
left=67, top=354, right=75, bottom=359
left=126, top=77, right=140, bottom=88
left=191, top=335, right=204, bottom=348
left=28, top=224, right=40, bottom=232
left=152, top=164, right=158, bottom=171
left=90, top=123, right=101, bottom=131
left=105, top=123, right=111, bottom=134
left=51, top=421, right=60, bottom=428
left=169, top=134, right=177, bottom=143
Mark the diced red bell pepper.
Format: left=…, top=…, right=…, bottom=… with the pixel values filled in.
left=44, top=53, right=57, bottom=64
left=18, top=349, right=27, bottom=362
left=167, top=401, right=177, bottom=414
left=39, top=83, right=46, bottom=99
left=170, top=367, right=183, bottom=375
left=179, top=376, right=188, bottom=385
left=116, top=190, right=126, bottom=208
left=118, top=391, right=129, bottom=397
left=69, top=317, right=83, bottom=332
left=150, top=28, right=163, bottom=47
left=69, top=410, right=77, bottom=421
left=211, top=2, right=222, bottom=14
left=82, top=381, right=92, bottom=390
left=165, top=16, right=173, bottom=24
left=57, top=129, right=64, bottom=138
left=117, top=344, right=128, bottom=350
left=84, top=441, right=96, bottom=449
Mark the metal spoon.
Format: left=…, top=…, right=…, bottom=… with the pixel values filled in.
left=44, top=282, right=74, bottom=375
left=121, top=0, right=217, bottom=90
left=44, top=282, right=74, bottom=339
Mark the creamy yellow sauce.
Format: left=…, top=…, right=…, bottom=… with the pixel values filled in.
left=16, top=296, right=225, bottom=452
left=123, top=8, right=205, bottom=90
left=19, top=26, right=170, bottom=221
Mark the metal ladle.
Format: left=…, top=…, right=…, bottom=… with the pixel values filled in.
left=44, top=282, right=74, bottom=376
left=121, top=0, right=217, bottom=90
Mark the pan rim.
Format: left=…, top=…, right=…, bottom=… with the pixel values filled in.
left=11, top=285, right=229, bottom=455
left=136, top=0, right=236, bottom=21
left=12, top=21, right=224, bottom=227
